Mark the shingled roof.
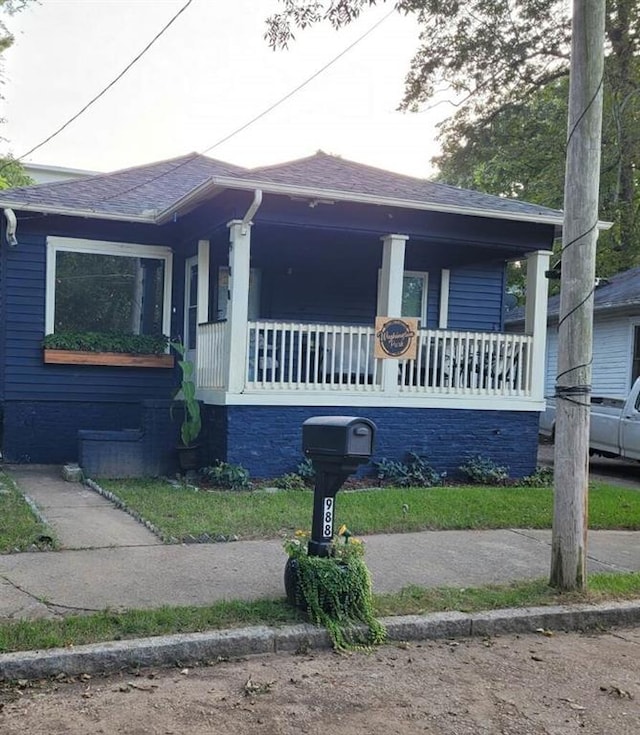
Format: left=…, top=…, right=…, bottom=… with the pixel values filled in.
left=0, top=153, right=247, bottom=221
left=0, top=150, right=564, bottom=226
left=506, top=265, right=640, bottom=324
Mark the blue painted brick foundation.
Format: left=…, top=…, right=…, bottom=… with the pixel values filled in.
left=207, top=405, right=540, bottom=479
left=3, top=400, right=540, bottom=481
left=2, top=401, right=142, bottom=464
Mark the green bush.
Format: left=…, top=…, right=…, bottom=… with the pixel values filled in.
left=374, top=452, right=445, bottom=487
left=516, top=466, right=554, bottom=487
left=200, top=461, right=250, bottom=490
left=43, top=331, right=169, bottom=355
left=296, top=458, right=316, bottom=485
left=458, top=455, right=509, bottom=485
left=273, top=473, right=307, bottom=491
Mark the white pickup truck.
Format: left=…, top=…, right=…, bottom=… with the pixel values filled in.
left=540, top=378, right=640, bottom=460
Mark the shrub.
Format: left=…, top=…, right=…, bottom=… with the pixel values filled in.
left=516, top=466, right=554, bottom=487
left=200, top=461, right=250, bottom=490
left=296, top=457, right=316, bottom=485
left=374, top=452, right=445, bottom=487
left=273, top=472, right=307, bottom=491
left=458, top=455, right=509, bottom=485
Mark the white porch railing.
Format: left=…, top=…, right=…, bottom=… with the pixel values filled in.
left=197, top=320, right=534, bottom=397
left=398, top=329, right=532, bottom=396
left=197, top=320, right=228, bottom=389
left=246, top=321, right=381, bottom=392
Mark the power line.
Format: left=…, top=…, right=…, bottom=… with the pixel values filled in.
left=94, top=7, right=396, bottom=205
left=0, top=0, right=194, bottom=177
left=201, top=7, right=396, bottom=155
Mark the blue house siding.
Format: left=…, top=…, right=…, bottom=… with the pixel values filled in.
left=3, top=231, right=178, bottom=404
left=0, top=226, right=183, bottom=462
left=447, top=264, right=505, bottom=332
left=211, top=405, right=538, bottom=479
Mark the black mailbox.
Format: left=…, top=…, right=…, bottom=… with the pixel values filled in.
left=300, top=416, right=376, bottom=558
left=302, top=416, right=375, bottom=462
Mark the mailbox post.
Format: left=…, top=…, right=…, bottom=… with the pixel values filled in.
left=302, top=416, right=376, bottom=557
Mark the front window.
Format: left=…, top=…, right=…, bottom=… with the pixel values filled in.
left=46, top=237, right=173, bottom=338
left=402, top=271, right=428, bottom=321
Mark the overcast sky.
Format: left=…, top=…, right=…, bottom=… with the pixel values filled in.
left=1, top=0, right=451, bottom=178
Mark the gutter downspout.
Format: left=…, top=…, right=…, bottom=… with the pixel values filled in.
left=3, top=208, right=17, bottom=247
left=240, top=189, right=262, bottom=235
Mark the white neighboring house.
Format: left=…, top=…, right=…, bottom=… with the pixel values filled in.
left=22, top=163, right=98, bottom=185
left=506, top=266, right=640, bottom=399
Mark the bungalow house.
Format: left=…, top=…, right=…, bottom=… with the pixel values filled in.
left=507, top=266, right=640, bottom=401
left=0, top=151, right=559, bottom=478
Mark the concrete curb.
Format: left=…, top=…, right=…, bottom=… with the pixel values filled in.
left=3, top=600, right=640, bottom=681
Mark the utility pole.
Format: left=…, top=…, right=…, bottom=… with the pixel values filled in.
left=550, top=0, right=605, bottom=591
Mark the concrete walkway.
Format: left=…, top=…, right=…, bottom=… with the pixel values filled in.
left=2, top=464, right=640, bottom=622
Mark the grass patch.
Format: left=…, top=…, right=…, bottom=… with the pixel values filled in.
left=2, top=572, right=640, bottom=653
left=0, top=470, right=56, bottom=553
left=100, top=478, right=640, bottom=541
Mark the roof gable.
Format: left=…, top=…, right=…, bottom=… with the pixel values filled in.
left=0, top=150, right=564, bottom=225
left=239, top=151, right=562, bottom=221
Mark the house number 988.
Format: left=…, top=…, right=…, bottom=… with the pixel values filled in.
left=322, top=497, right=334, bottom=538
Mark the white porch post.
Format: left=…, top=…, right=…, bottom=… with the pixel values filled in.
left=525, top=249, right=553, bottom=402
left=378, top=234, right=408, bottom=392
left=225, top=221, right=251, bottom=393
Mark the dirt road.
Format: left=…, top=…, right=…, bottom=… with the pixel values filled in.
left=2, top=627, right=640, bottom=734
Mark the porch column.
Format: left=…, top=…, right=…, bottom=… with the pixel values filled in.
left=378, top=234, right=409, bottom=392
left=525, top=249, right=553, bottom=402
left=225, top=221, right=252, bottom=393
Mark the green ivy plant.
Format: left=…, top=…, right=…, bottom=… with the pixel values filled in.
left=43, top=331, right=169, bottom=355
left=170, top=341, right=201, bottom=448
left=284, top=527, right=386, bottom=651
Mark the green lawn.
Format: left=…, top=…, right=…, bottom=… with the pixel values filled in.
left=0, top=470, right=56, bottom=553
left=100, top=478, right=640, bottom=541
left=2, top=571, right=640, bottom=654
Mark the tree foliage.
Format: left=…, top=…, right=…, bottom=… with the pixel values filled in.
left=265, top=0, right=640, bottom=271
left=0, top=1, right=35, bottom=186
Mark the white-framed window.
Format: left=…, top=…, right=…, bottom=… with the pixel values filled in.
left=401, top=271, right=429, bottom=322
left=45, top=236, right=173, bottom=337
left=216, top=266, right=261, bottom=321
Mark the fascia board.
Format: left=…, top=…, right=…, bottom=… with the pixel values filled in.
left=154, top=178, right=224, bottom=224
left=0, top=200, right=155, bottom=223
left=207, top=176, right=575, bottom=228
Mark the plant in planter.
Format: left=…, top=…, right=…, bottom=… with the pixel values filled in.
left=170, top=341, right=202, bottom=471
left=42, top=331, right=173, bottom=367
left=284, top=526, right=386, bottom=651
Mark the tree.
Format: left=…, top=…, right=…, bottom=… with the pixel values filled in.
left=265, top=0, right=639, bottom=265
left=0, top=1, right=36, bottom=188
left=435, top=73, right=637, bottom=277
left=0, top=157, right=33, bottom=188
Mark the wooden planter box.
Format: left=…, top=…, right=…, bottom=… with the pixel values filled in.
left=43, top=349, right=174, bottom=368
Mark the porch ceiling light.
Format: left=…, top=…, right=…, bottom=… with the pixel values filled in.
left=308, top=198, right=335, bottom=208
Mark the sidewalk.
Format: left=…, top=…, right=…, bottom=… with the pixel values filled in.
left=2, top=464, right=640, bottom=621
left=4, top=464, right=640, bottom=681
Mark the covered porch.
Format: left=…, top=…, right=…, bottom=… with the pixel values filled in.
left=188, top=216, right=551, bottom=411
